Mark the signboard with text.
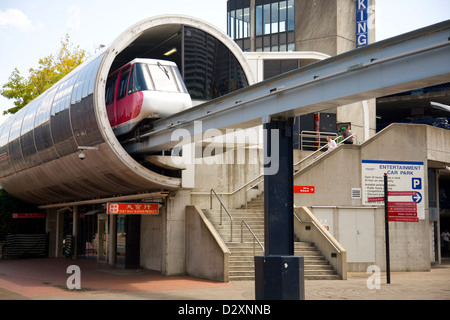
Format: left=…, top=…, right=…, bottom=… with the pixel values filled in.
left=356, top=0, right=370, bottom=47
left=294, top=186, right=315, bottom=194
left=362, top=160, right=424, bottom=220
left=107, top=203, right=159, bottom=215
left=12, top=213, right=46, bottom=219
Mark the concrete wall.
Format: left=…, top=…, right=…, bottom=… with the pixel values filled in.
left=295, top=0, right=377, bottom=144
left=294, top=206, right=347, bottom=279
left=185, top=206, right=230, bottom=282
left=191, top=145, right=263, bottom=210
left=165, top=190, right=190, bottom=275
left=294, top=124, right=449, bottom=272
left=295, top=0, right=376, bottom=56
left=140, top=213, right=163, bottom=271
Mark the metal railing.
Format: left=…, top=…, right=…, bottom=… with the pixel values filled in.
left=298, top=131, right=338, bottom=151
left=243, top=133, right=357, bottom=201
left=293, top=133, right=357, bottom=175
left=210, top=189, right=234, bottom=241
left=210, top=188, right=265, bottom=252
left=202, top=132, right=356, bottom=210
left=241, top=220, right=265, bottom=255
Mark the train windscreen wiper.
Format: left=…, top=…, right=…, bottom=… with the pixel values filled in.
left=157, top=62, right=170, bottom=79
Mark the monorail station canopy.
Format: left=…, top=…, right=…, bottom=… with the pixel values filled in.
left=0, top=15, right=253, bottom=205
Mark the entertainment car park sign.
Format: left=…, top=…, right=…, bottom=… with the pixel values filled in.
left=362, top=160, right=425, bottom=221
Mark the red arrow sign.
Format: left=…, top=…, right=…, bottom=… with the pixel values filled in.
left=294, top=186, right=315, bottom=194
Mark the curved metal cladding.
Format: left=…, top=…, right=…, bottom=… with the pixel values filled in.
left=0, top=15, right=252, bottom=205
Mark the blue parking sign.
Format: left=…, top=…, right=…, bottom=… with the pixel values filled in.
left=412, top=178, right=422, bottom=190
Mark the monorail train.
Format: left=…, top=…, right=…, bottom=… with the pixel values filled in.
left=105, top=58, right=192, bottom=136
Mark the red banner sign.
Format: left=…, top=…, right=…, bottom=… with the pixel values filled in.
left=389, top=216, right=419, bottom=223
left=388, top=191, right=417, bottom=196
left=388, top=202, right=417, bottom=212
left=367, top=196, right=385, bottom=203
left=107, top=203, right=159, bottom=215
left=294, top=186, right=315, bottom=194
left=388, top=201, right=418, bottom=222
left=12, top=213, right=46, bottom=219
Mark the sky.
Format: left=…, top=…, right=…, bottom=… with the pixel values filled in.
left=0, top=0, right=449, bottom=125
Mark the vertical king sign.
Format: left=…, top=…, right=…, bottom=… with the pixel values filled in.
left=362, top=160, right=425, bottom=221
left=356, top=0, right=369, bottom=48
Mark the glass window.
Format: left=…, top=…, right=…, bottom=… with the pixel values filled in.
left=183, top=26, right=248, bottom=100
left=271, top=2, right=279, bottom=34
left=287, top=0, right=295, bottom=31
left=230, top=10, right=236, bottom=39
left=236, top=9, right=243, bottom=39
left=264, top=4, right=271, bottom=35
left=243, top=7, right=250, bottom=38
left=117, top=66, right=130, bottom=101
left=129, top=63, right=151, bottom=94
left=148, top=63, right=179, bottom=92
left=256, top=5, right=263, bottom=36
left=105, top=73, right=118, bottom=105
left=171, top=65, right=188, bottom=93
left=279, top=1, right=287, bottom=32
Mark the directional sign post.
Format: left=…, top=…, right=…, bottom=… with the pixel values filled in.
left=384, top=173, right=390, bottom=284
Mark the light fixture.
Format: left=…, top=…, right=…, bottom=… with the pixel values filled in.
left=77, top=146, right=99, bottom=160
left=164, top=48, right=177, bottom=56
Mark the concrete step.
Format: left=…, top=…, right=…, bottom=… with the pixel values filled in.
left=202, top=204, right=342, bottom=281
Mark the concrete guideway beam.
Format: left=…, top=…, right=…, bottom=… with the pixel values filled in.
left=125, top=20, right=450, bottom=155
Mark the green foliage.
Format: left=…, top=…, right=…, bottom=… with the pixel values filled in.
left=1, top=34, right=86, bottom=115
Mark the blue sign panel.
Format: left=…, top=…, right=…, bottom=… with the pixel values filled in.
left=356, top=0, right=369, bottom=48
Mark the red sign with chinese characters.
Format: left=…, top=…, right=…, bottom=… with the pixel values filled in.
left=107, top=203, right=159, bottom=215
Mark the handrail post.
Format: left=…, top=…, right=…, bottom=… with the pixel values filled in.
left=211, top=189, right=233, bottom=242
left=210, top=189, right=213, bottom=210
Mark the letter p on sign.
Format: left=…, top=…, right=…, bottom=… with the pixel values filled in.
left=412, top=178, right=422, bottom=190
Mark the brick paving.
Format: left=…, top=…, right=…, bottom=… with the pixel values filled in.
left=0, top=257, right=449, bottom=300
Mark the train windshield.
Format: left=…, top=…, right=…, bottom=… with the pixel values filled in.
left=128, top=62, right=187, bottom=95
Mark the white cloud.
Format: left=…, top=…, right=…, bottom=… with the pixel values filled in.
left=0, top=8, right=33, bottom=31
left=67, top=5, right=81, bottom=30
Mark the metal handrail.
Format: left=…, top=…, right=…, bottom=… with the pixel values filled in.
left=299, top=131, right=338, bottom=150
left=246, top=133, right=357, bottom=194
left=293, top=211, right=341, bottom=254
left=241, top=220, right=265, bottom=255
left=200, top=132, right=356, bottom=210
left=210, top=189, right=234, bottom=242
left=293, top=133, right=356, bottom=175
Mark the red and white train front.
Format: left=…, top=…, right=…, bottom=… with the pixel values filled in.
left=105, top=58, right=192, bottom=136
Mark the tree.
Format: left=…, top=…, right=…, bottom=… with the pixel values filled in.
left=1, top=34, right=86, bottom=115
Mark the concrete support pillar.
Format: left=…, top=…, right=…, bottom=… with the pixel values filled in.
left=162, top=189, right=191, bottom=276
left=45, top=208, right=57, bottom=258
left=108, top=214, right=117, bottom=266
left=72, top=206, right=78, bottom=259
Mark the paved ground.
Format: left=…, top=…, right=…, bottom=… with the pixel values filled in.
left=0, top=257, right=449, bottom=300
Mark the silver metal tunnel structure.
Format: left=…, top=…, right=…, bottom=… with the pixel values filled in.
left=0, top=15, right=253, bottom=205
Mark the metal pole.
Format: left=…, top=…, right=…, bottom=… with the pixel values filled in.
left=384, top=173, right=391, bottom=284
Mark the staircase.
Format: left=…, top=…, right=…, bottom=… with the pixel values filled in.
left=204, top=193, right=341, bottom=281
